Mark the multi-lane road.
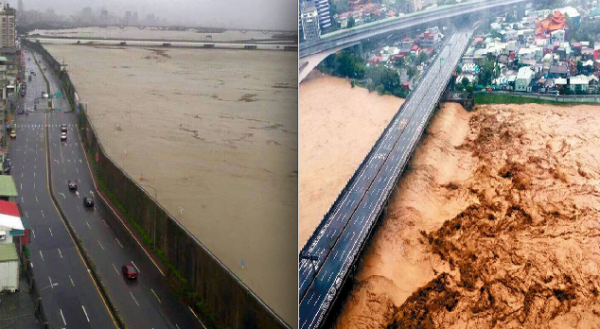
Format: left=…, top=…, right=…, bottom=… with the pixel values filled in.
left=13, top=49, right=204, bottom=328
left=298, top=30, right=473, bottom=329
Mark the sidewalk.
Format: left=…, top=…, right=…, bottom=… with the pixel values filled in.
left=0, top=276, right=43, bottom=329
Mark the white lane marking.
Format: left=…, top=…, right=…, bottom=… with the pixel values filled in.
left=41, top=210, right=44, bottom=218
left=49, top=276, right=54, bottom=289
left=82, top=305, right=90, bottom=322
left=130, top=292, right=140, bottom=306
left=57, top=248, right=63, bottom=259
left=31, top=262, right=33, bottom=268
left=60, top=309, right=67, bottom=326
left=112, top=263, right=119, bottom=275
left=103, top=220, right=108, bottom=228
left=39, top=250, right=44, bottom=261
left=20, top=183, right=22, bottom=190
left=151, top=289, right=162, bottom=303
left=76, top=168, right=79, bottom=173
left=32, top=229, right=35, bottom=238
left=115, top=238, right=123, bottom=248
left=86, top=221, right=91, bottom=229
left=69, top=275, right=75, bottom=287
left=34, top=172, right=35, bottom=178
left=98, top=240, right=105, bottom=250
left=48, top=228, right=53, bottom=236
left=131, top=261, right=140, bottom=273
left=21, top=196, right=24, bottom=204
left=59, top=192, right=65, bottom=199
left=36, top=196, right=39, bottom=203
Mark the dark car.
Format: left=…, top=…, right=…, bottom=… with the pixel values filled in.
left=60, top=124, right=67, bottom=132
left=83, top=196, right=94, bottom=208
left=122, top=264, right=138, bottom=279
left=17, top=108, right=24, bottom=115
left=3, top=159, right=11, bottom=175
left=60, top=132, right=67, bottom=141
left=68, top=180, right=77, bottom=191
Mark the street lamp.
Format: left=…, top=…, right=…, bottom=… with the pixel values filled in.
left=141, top=183, right=158, bottom=250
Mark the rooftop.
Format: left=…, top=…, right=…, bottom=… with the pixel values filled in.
left=0, top=176, right=17, bottom=197
left=0, top=243, right=17, bottom=262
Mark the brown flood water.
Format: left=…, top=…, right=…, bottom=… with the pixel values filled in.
left=299, top=72, right=404, bottom=250
left=333, top=102, right=600, bottom=329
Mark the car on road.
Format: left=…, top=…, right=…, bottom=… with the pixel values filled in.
left=17, top=108, right=24, bottom=115
left=60, top=132, right=67, bottom=141
left=60, top=124, right=67, bottom=132
left=83, top=196, right=94, bottom=208
left=30, top=69, right=34, bottom=75
left=3, top=159, right=11, bottom=175
left=9, top=130, right=16, bottom=139
left=121, top=264, right=138, bottom=279
left=68, top=180, right=77, bottom=191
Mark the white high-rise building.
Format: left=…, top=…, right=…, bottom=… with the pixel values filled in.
left=0, top=2, right=15, bottom=49
left=299, top=0, right=331, bottom=36
left=301, top=1, right=321, bottom=42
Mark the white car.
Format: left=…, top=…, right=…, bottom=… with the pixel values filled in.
left=60, top=132, right=67, bottom=141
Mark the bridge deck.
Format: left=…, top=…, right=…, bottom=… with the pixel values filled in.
left=299, top=29, right=473, bottom=329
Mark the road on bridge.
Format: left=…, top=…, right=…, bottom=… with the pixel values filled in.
left=298, top=29, right=473, bottom=329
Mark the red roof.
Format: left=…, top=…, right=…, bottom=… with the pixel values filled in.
left=0, top=200, right=19, bottom=217
left=411, top=44, right=419, bottom=51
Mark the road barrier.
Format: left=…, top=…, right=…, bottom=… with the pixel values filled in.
left=22, top=39, right=290, bottom=329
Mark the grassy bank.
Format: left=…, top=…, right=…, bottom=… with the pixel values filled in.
left=475, top=93, right=594, bottom=106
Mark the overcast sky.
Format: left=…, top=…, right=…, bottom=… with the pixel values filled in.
left=8, top=0, right=296, bottom=30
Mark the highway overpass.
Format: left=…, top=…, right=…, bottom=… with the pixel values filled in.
left=298, top=28, right=474, bottom=329
left=299, top=0, right=531, bottom=82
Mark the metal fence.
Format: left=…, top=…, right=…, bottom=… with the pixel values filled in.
left=22, top=39, right=289, bottom=329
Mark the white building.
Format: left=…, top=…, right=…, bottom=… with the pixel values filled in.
left=301, top=1, right=320, bottom=42
left=569, top=75, right=589, bottom=92
left=551, top=29, right=565, bottom=43
left=515, top=66, right=534, bottom=92
left=314, top=0, right=332, bottom=29
left=0, top=2, right=15, bottom=49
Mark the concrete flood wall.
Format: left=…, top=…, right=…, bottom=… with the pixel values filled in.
left=22, top=39, right=289, bottom=329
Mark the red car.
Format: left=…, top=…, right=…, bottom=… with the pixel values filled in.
left=122, top=264, right=138, bottom=279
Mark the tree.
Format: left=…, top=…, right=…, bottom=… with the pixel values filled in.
left=407, top=66, right=417, bottom=79
left=394, top=57, right=404, bottom=68
left=478, top=58, right=497, bottom=85
left=576, top=60, right=583, bottom=74
left=417, top=51, right=428, bottom=65
left=348, top=16, right=355, bottom=29
left=461, top=77, right=470, bottom=88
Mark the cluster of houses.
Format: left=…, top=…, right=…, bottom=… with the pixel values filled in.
left=459, top=5, right=600, bottom=94
left=365, top=26, right=444, bottom=89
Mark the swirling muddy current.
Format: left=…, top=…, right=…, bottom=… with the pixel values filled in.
left=335, top=103, right=600, bottom=329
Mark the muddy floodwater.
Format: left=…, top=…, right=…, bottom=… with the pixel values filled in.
left=43, top=44, right=298, bottom=326
left=333, top=103, right=600, bottom=329
left=299, top=72, right=404, bottom=250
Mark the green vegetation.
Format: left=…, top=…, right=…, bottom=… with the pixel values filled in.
left=348, top=16, right=356, bottom=28
left=318, top=49, right=410, bottom=98
left=477, top=58, right=499, bottom=86
left=568, top=18, right=599, bottom=46
left=32, top=53, right=50, bottom=95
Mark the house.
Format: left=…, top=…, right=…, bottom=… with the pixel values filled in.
left=581, top=47, right=594, bottom=60
left=515, top=66, right=534, bottom=92
left=551, top=29, right=565, bottom=43
left=518, top=47, right=535, bottom=62
left=0, top=244, right=18, bottom=292
left=549, top=65, right=569, bottom=78
left=569, top=75, right=589, bottom=92
left=0, top=201, right=24, bottom=246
